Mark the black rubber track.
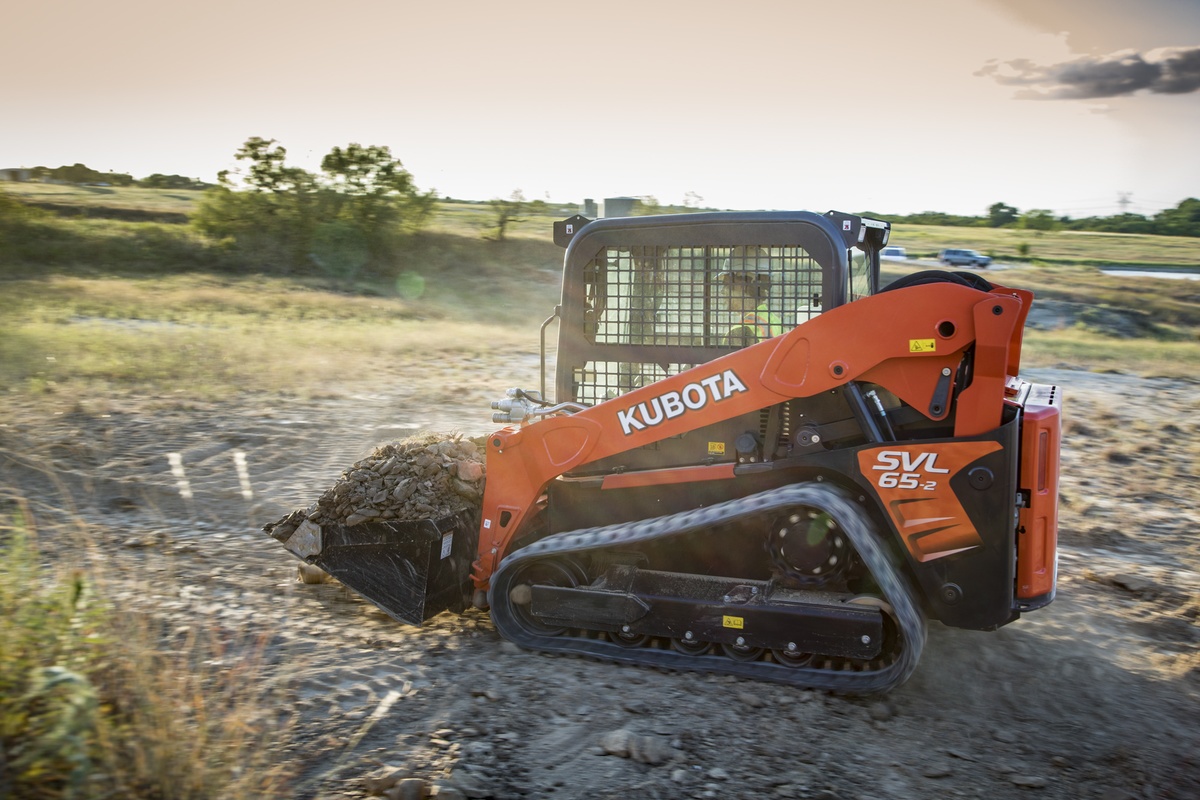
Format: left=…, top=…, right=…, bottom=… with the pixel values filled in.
left=488, top=482, right=926, bottom=695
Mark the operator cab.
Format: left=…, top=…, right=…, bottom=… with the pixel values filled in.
left=550, top=211, right=890, bottom=406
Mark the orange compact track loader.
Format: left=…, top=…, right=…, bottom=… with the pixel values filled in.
left=268, top=211, right=1062, bottom=694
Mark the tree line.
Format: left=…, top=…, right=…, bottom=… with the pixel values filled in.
left=20, top=163, right=214, bottom=190
left=875, top=200, right=1200, bottom=238
left=11, top=147, right=1200, bottom=244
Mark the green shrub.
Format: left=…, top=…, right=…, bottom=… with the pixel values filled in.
left=0, top=506, right=294, bottom=799
left=0, top=510, right=101, bottom=798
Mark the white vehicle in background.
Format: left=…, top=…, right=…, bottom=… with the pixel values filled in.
left=881, top=246, right=907, bottom=261
left=938, top=248, right=992, bottom=267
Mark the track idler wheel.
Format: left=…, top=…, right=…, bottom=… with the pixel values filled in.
left=505, top=557, right=586, bottom=637
left=846, top=595, right=900, bottom=669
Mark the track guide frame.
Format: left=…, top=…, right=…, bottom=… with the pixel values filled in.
left=489, top=482, right=926, bottom=694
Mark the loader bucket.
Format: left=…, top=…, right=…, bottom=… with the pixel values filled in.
left=268, top=510, right=480, bottom=626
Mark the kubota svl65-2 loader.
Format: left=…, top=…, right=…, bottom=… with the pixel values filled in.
left=268, top=211, right=1061, bottom=694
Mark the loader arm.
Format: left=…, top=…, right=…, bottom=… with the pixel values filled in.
left=473, top=280, right=1027, bottom=587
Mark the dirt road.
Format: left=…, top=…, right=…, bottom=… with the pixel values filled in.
left=1, top=365, right=1196, bottom=800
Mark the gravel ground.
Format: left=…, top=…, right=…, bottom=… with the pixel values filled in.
left=1, top=366, right=1196, bottom=800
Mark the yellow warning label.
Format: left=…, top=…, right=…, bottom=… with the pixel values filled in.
left=722, top=615, right=744, bottom=629
left=708, top=442, right=726, bottom=455
left=909, top=338, right=936, bottom=353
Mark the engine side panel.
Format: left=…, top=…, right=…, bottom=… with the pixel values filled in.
left=848, top=418, right=1022, bottom=630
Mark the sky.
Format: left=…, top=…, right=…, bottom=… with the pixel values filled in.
left=3, top=0, right=1198, bottom=218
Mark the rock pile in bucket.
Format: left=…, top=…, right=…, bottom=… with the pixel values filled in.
left=264, top=433, right=486, bottom=540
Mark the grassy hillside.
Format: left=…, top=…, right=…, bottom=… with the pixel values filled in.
left=1, top=185, right=1198, bottom=405
left=1, top=182, right=204, bottom=214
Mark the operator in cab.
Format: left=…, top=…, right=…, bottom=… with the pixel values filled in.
left=718, top=247, right=783, bottom=346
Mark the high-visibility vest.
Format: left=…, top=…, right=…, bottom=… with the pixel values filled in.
left=743, top=306, right=785, bottom=339
left=727, top=304, right=784, bottom=343
left=724, top=307, right=782, bottom=345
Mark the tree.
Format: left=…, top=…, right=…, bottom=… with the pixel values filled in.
left=489, top=190, right=526, bottom=241
left=635, top=196, right=662, bottom=216
left=987, top=202, right=1019, bottom=227
left=1018, top=209, right=1057, bottom=231
left=321, top=143, right=439, bottom=232
left=1154, top=198, right=1200, bottom=237
left=228, top=137, right=313, bottom=194
left=898, top=210, right=987, bottom=227
left=321, top=144, right=414, bottom=205
left=1065, top=213, right=1153, bottom=234
left=139, top=173, right=207, bottom=189
left=319, top=143, right=435, bottom=256
left=61, top=163, right=98, bottom=183
left=195, top=138, right=319, bottom=268
left=193, top=137, right=434, bottom=278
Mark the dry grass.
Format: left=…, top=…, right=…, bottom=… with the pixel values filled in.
left=884, top=260, right=1200, bottom=331
left=2, top=315, right=536, bottom=401
left=1, top=257, right=1195, bottom=405
left=89, top=612, right=294, bottom=799
left=0, top=507, right=295, bottom=799
left=0, top=272, right=549, bottom=401
left=1, top=183, right=204, bottom=214
left=427, top=200, right=572, bottom=242
left=1020, top=329, right=1200, bottom=378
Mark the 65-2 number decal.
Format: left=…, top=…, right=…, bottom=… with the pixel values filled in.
left=857, top=441, right=1003, bottom=562
left=871, top=450, right=949, bottom=490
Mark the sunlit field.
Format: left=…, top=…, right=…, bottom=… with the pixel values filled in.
left=0, top=276, right=548, bottom=403
left=1, top=182, right=204, bottom=214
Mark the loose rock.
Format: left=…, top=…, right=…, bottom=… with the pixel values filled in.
left=431, top=784, right=467, bottom=800
left=385, top=778, right=430, bottom=800
left=599, top=729, right=674, bottom=765
left=867, top=701, right=896, bottom=721
left=264, top=432, right=486, bottom=540
left=364, top=765, right=408, bottom=794
left=447, top=769, right=492, bottom=799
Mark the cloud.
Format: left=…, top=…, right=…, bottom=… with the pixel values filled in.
left=977, top=45, right=1200, bottom=99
